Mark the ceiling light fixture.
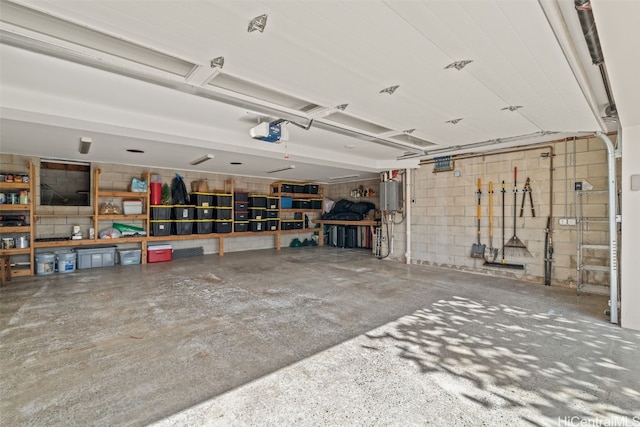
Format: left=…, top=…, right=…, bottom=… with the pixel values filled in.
left=248, top=14, right=268, bottom=33
left=501, top=105, right=523, bottom=112
left=267, top=165, right=295, bottom=174
left=380, top=85, right=399, bottom=95
left=335, top=104, right=349, bottom=111
left=403, top=129, right=416, bottom=134
left=126, top=149, right=144, bottom=153
left=444, top=60, right=473, bottom=70
left=329, top=174, right=359, bottom=182
left=79, top=137, right=92, bottom=154
left=446, top=118, right=463, bottom=124
left=230, top=162, right=243, bottom=165
left=189, top=154, right=215, bottom=165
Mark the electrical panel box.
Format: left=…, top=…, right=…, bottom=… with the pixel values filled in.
left=380, top=180, right=403, bottom=211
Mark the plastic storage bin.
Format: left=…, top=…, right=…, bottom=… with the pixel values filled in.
left=305, top=184, right=319, bottom=194
left=150, top=206, right=172, bottom=220
left=234, top=221, right=249, bottom=232
left=266, top=197, right=279, bottom=209
left=266, top=219, right=279, bottom=231
left=151, top=220, right=171, bottom=236
left=235, top=201, right=248, bottom=210
left=148, top=244, right=172, bottom=263
left=234, top=211, right=248, bottom=221
left=195, top=206, right=214, bottom=219
left=234, top=191, right=249, bottom=202
left=75, top=246, right=117, bottom=269
left=118, top=249, right=141, bottom=265
left=172, top=220, right=193, bottom=235
left=265, top=209, right=279, bottom=218
left=123, top=199, right=143, bottom=215
left=193, top=220, right=213, bottom=234
left=190, top=192, right=214, bottom=206
left=311, top=199, right=323, bottom=210
left=250, top=219, right=266, bottom=232
left=249, top=195, right=267, bottom=208
left=213, top=220, right=232, bottom=233
left=213, top=193, right=232, bottom=207
left=249, top=208, right=265, bottom=219
left=213, top=207, right=232, bottom=220
left=173, top=206, right=195, bottom=220
left=281, top=197, right=293, bottom=209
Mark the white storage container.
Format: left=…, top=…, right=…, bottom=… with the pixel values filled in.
left=118, top=249, right=141, bottom=265
left=123, top=199, right=143, bottom=215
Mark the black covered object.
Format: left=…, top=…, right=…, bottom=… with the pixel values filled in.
left=322, top=212, right=363, bottom=221
left=350, top=201, right=375, bottom=215
left=332, top=199, right=354, bottom=213
left=171, top=174, right=190, bottom=205
left=346, top=226, right=357, bottom=248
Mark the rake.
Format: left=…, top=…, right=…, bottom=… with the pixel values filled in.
left=504, top=167, right=532, bottom=257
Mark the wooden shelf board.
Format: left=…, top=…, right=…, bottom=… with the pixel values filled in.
left=276, top=192, right=323, bottom=199
left=11, top=268, right=33, bottom=277
left=35, top=214, right=94, bottom=218
left=279, top=228, right=316, bottom=234
left=0, top=182, right=30, bottom=190
left=97, top=214, right=147, bottom=220
left=0, top=226, right=31, bottom=233
left=318, top=220, right=380, bottom=226
left=0, top=248, right=31, bottom=255
left=98, top=191, right=148, bottom=198
left=0, top=204, right=31, bottom=211
left=280, top=208, right=322, bottom=213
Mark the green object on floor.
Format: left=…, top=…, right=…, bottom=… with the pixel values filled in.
left=290, top=238, right=302, bottom=247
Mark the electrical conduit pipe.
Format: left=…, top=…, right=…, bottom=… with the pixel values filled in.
left=405, top=168, right=411, bottom=264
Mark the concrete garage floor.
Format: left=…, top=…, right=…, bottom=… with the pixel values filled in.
left=1, top=247, right=639, bottom=426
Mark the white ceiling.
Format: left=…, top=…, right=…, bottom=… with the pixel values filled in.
left=0, top=0, right=634, bottom=183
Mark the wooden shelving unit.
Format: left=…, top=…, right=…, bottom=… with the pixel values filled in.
left=0, top=162, right=35, bottom=278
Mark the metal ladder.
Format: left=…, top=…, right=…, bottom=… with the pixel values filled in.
left=575, top=190, right=611, bottom=295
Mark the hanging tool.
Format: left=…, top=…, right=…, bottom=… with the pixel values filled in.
left=519, top=177, right=536, bottom=218
left=484, top=180, right=523, bottom=269
left=504, top=167, right=532, bottom=257
left=471, top=178, right=486, bottom=258
left=484, top=181, right=499, bottom=262
left=544, top=216, right=553, bottom=286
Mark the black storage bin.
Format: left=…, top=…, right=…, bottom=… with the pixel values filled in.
left=235, top=201, right=248, bottom=210
left=190, top=192, right=214, bottom=206
left=151, top=220, right=171, bottom=236
left=173, top=220, right=193, bottom=235
left=305, top=184, right=319, bottom=194
left=273, top=183, right=292, bottom=193
left=281, top=220, right=303, bottom=230
left=292, top=200, right=312, bottom=209
left=173, top=206, right=195, bottom=220
left=294, top=221, right=303, bottom=229
left=249, top=195, right=267, bottom=208
left=150, top=205, right=172, bottom=220
left=293, top=184, right=305, bottom=193
left=214, top=207, right=232, bottom=220
left=195, top=206, right=214, bottom=219
left=235, top=211, right=249, bottom=221
left=193, top=220, right=213, bottom=234
left=311, top=199, right=323, bottom=210
left=213, top=193, right=232, bottom=207
left=250, top=220, right=266, bottom=232
left=234, top=221, right=249, bottom=233
left=249, top=208, right=265, bottom=219
left=265, top=209, right=279, bottom=219
left=266, top=219, right=279, bottom=231
left=234, top=191, right=249, bottom=202
left=266, top=197, right=279, bottom=209
left=213, top=220, right=232, bottom=233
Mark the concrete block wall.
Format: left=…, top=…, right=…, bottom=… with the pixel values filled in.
left=389, top=135, right=619, bottom=289
left=324, top=178, right=380, bottom=210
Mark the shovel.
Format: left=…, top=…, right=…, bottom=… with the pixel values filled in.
left=471, top=178, right=486, bottom=258
left=484, top=181, right=499, bottom=262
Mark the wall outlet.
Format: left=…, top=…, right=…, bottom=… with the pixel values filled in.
left=567, top=218, right=576, bottom=225
left=559, top=218, right=567, bottom=225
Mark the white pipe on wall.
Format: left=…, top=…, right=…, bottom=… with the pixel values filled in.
left=596, top=132, right=618, bottom=324
left=405, top=168, right=412, bottom=264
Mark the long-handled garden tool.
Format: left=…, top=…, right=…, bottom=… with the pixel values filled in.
left=484, top=180, right=524, bottom=269
left=504, top=167, right=532, bottom=257
left=471, top=178, right=486, bottom=258
left=519, top=177, right=536, bottom=218
left=484, top=181, right=499, bottom=262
